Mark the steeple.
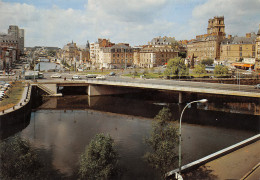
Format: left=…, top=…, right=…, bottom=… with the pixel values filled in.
left=257, top=24, right=260, bottom=36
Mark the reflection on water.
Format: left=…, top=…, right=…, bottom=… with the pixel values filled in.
left=39, top=95, right=260, bottom=131
left=199, top=102, right=260, bottom=115
left=2, top=94, right=259, bottom=179
left=0, top=112, right=31, bottom=140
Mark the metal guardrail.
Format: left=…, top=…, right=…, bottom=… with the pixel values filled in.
left=165, top=134, right=260, bottom=178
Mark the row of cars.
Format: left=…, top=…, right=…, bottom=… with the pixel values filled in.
left=0, top=82, right=11, bottom=101
left=50, top=73, right=113, bottom=80
left=71, top=74, right=107, bottom=80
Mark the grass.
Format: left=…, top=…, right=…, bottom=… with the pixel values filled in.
left=0, top=81, right=25, bottom=111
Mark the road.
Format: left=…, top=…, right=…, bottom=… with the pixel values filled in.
left=40, top=72, right=260, bottom=94
left=1, top=70, right=260, bottom=96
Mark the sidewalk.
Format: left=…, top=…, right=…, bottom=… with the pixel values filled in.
left=183, top=140, right=260, bottom=179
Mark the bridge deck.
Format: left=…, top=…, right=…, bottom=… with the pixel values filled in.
left=37, top=78, right=260, bottom=98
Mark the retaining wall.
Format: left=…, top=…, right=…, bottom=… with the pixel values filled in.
left=0, top=85, right=32, bottom=127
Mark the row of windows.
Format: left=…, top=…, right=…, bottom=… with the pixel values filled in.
left=112, top=59, right=132, bottom=63
left=1, top=40, right=18, bottom=43
left=239, top=52, right=255, bottom=57
left=112, top=54, right=132, bottom=58
left=111, top=49, right=132, bottom=53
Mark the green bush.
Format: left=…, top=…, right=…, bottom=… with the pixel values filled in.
left=78, top=134, right=119, bottom=180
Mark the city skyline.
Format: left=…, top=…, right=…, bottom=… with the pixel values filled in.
left=0, top=0, right=260, bottom=47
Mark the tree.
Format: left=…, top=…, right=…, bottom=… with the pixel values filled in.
left=78, top=133, right=119, bottom=180
left=201, top=58, right=214, bottom=66
left=164, top=57, right=188, bottom=77
left=0, top=136, right=43, bottom=179
left=194, top=64, right=206, bottom=77
left=143, top=107, right=178, bottom=178
left=178, top=52, right=187, bottom=59
left=214, top=65, right=228, bottom=75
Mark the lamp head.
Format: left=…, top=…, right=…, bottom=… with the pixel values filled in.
left=198, top=99, right=208, bottom=103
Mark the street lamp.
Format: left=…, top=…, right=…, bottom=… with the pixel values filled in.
left=178, top=99, right=208, bottom=175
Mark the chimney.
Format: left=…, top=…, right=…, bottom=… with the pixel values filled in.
left=228, top=35, right=232, bottom=39
left=246, top=33, right=251, bottom=38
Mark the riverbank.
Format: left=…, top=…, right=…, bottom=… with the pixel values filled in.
left=0, top=83, right=31, bottom=126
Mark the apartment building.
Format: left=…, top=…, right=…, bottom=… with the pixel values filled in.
left=0, top=25, right=24, bottom=70
left=139, top=46, right=178, bottom=68
left=149, top=36, right=176, bottom=46
left=220, top=33, right=257, bottom=62
left=90, top=39, right=115, bottom=66
left=99, top=44, right=133, bottom=69
left=255, top=25, right=260, bottom=72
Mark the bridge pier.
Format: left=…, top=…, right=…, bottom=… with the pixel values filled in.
left=178, top=92, right=183, bottom=104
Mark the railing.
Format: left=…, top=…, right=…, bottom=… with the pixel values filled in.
left=37, top=84, right=55, bottom=95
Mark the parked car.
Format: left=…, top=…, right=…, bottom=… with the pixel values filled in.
left=254, top=84, right=260, bottom=89
left=96, top=75, right=106, bottom=80
left=109, top=72, right=116, bottom=76
left=72, top=75, right=81, bottom=80
left=4, top=83, right=11, bottom=87
left=0, top=87, right=7, bottom=91
left=51, top=74, right=62, bottom=78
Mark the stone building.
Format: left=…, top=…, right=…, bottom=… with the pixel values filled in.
left=57, top=41, right=90, bottom=70
left=139, top=46, right=178, bottom=68
left=149, top=36, right=176, bottom=46
left=99, top=44, right=133, bottom=69
left=255, top=25, right=260, bottom=72
left=0, top=25, right=24, bottom=70
left=8, top=25, right=25, bottom=55
left=187, top=16, right=226, bottom=61
left=90, top=38, right=115, bottom=66
left=220, top=33, right=257, bottom=62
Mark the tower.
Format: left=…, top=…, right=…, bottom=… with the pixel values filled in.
left=207, top=16, right=225, bottom=36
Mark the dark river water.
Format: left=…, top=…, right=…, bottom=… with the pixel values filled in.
left=1, top=93, right=258, bottom=179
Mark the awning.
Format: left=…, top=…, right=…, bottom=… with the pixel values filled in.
left=232, top=63, right=254, bottom=68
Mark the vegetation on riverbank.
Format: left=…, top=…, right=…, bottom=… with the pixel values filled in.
left=0, top=81, right=24, bottom=111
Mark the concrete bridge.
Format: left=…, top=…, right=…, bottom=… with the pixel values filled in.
left=31, top=78, right=260, bottom=103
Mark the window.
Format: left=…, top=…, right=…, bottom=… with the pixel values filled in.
left=239, top=46, right=242, bottom=51
left=240, top=52, right=242, bottom=57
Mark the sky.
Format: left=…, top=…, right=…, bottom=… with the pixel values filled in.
left=0, top=0, right=259, bottom=48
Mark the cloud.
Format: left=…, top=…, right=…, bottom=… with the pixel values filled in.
left=0, top=0, right=259, bottom=47
left=0, top=0, right=178, bottom=47
left=191, top=0, right=260, bottom=36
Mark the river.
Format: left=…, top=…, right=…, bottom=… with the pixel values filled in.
left=6, top=94, right=258, bottom=179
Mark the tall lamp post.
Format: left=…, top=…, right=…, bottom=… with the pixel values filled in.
left=178, top=99, right=208, bottom=175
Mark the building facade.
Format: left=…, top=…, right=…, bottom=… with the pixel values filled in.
left=255, top=25, right=260, bottom=72
left=220, top=33, right=257, bottom=62
left=0, top=25, right=24, bottom=70
left=90, top=38, right=115, bottom=66
left=99, top=44, right=133, bottom=69
left=187, top=16, right=226, bottom=61
left=148, top=36, right=176, bottom=46
left=139, top=46, right=178, bottom=68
